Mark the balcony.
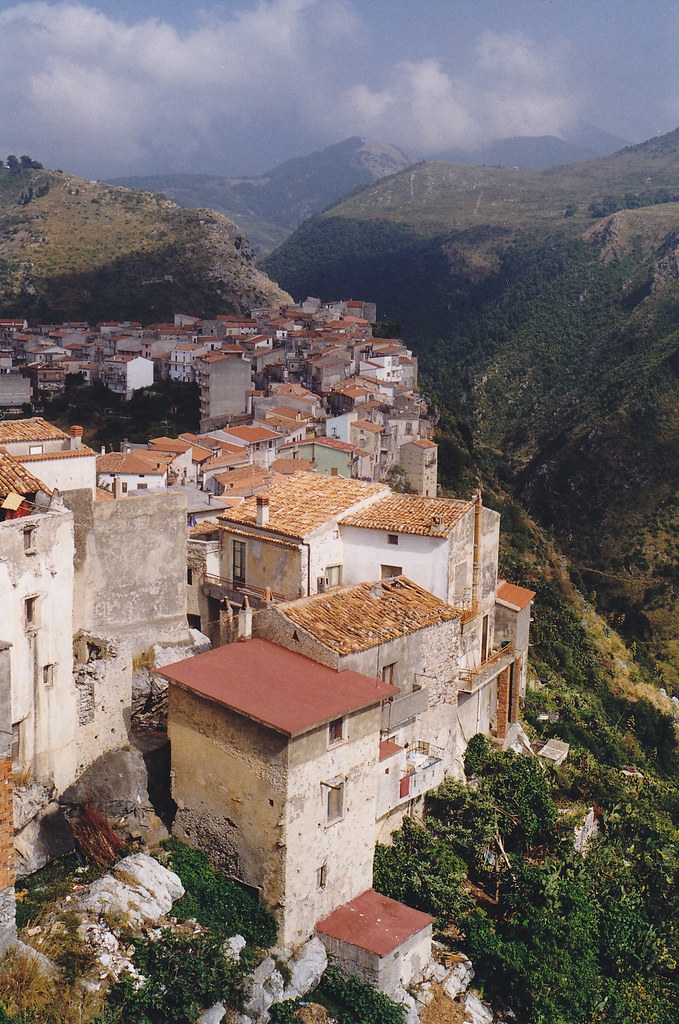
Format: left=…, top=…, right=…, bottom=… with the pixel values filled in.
left=202, top=572, right=294, bottom=609
left=457, top=644, right=516, bottom=695
left=381, top=686, right=429, bottom=731
left=399, top=741, right=445, bottom=800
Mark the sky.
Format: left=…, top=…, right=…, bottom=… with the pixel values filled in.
left=0, top=0, right=677, bottom=179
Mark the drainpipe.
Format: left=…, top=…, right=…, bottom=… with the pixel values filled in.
left=472, top=488, right=482, bottom=618
left=302, top=541, right=311, bottom=596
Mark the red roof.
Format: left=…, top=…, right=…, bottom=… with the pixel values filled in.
left=316, top=889, right=434, bottom=956
left=379, top=739, right=404, bottom=761
left=496, top=581, right=536, bottom=611
left=157, top=638, right=396, bottom=737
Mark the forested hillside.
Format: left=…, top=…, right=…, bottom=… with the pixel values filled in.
left=262, top=129, right=679, bottom=691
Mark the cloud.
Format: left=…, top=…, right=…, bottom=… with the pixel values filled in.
left=332, top=30, right=580, bottom=154
left=0, top=0, right=361, bottom=175
left=0, top=2, right=582, bottom=176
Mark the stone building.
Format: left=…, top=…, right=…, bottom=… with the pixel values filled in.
left=161, top=638, right=397, bottom=947
left=254, top=576, right=464, bottom=833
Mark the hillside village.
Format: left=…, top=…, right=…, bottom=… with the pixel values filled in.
left=0, top=300, right=540, bottom=1021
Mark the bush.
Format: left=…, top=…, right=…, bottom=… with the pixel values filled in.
left=316, top=967, right=405, bottom=1024
left=160, top=838, right=277, bottom=947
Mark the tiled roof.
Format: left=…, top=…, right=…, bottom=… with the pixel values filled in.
left=223, top=425, right=281, bottom=444
left=0, top=418, right=68, bottom=445
left=19, top=446, right=96, bottom=461
left=158, top=638, right=396, bottom=736
left=270, top=457, right=314, bottom=475
left=148, top=437, right=192, bottom=454
left=278, top=576, right=462, bottom=654
left=496, top=581, right=536, bottom=611
left=218, top=472, right=386, bottom=540
left=340, top=492, right=471, bottom=537
left=0, top=449, right=50, bottom=498
left=316, top=889, right=434, bottom=955
left=402, top=438, right=437, bottom=449
left=96, top=451, right=167, bottom=476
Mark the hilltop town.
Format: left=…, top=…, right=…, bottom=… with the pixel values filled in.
left=0, top=299, right=538, bottom=1022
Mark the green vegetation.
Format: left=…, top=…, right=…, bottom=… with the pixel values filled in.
left=0, top=166, right=289, bottom=323
left=40, top=379, right=200, bottom=451
left=315, top=967, right=405, bottom=1024
left=265, top=125, right=679, bottom=691
left=159, top=837, right=277, bottom=948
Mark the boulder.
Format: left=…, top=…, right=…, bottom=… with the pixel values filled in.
left=281, top=936, right=327, bottom=1000
left=442, top=954, right=475, bottom=1000
left=464, top=991, right=494, bottom=1024
left=72, top=852, right=184, bottom=929
left=14, top=803, right=74, bottom=877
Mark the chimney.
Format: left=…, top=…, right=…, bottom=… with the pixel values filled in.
left=69, top=425, right=83, bottom=450
left=238, top=596, right=252, bottom=639
left=112, top=476, right=123, bottom=499
left=256, top=495, right=270, bottom=527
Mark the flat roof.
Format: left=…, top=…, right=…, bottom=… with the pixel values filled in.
left=157, top=638, right=396, bottom=737
left=316, top=889, right=434, bottom=956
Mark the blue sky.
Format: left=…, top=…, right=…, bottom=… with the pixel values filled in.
left=0, top=0, right=676, bottom=178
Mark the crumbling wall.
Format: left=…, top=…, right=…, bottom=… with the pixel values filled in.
left=72, top=633, right=132, bottom=777
left=67, top=491, right=189, bottom=654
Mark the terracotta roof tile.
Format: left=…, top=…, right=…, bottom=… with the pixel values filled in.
left=19, top=446, right=96, bottom=462
left=0, top=418, right=68, bottom=445
left=496, top=581, right=536, bottom=610
left=278, top=576, right=462, bottom=654
left=0, top=449, right=50, bottom=498
left=340, top=492, right=471, bottom=537
left=218, top=472, right=386, bottom=540
left=96, top=452, right=167, bottom=476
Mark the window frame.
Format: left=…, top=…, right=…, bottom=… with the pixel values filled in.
left=232, top=539, right=246, bottom=584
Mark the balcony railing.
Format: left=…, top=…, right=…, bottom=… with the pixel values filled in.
left=457, top=644, right=516, bottom=695
left=399, top=741, right=444, bottom=800
left=202, top=572, right=293, bottom=606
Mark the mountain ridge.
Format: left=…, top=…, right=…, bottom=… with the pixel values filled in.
left=261, top=126, right=679, bottom=686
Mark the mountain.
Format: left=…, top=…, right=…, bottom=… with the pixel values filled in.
left=262, top=128, right=679, bottom=687
left=432, top=123, right=628, bottom=171
left=107, top=137, right=413, bottom=254
left=0, top=166, right=290, bottom=322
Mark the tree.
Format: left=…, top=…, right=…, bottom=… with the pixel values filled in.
left=6, top=155, right=20, bottom=175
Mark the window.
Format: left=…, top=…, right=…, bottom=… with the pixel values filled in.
left=43, top=664, right=55, bottom=688
left=317, top=863, right=327, bottom=889
left=326, top=783, right=344, bottom=824
left=387, top=533, right=399, bottom=545
left=28, top=444, right=43, bottom=455
left=122, top=481, right=128, bottom=493
left=328, top=717, right=344, bottom=745
left=380, top=564, right=402, bottom=579
left=137, top=482, right=147, bottom=490
left=187, top=567, right=193, bottom=586
left=326, top=564, right=342, bottom=589
left=381, top=663, right=396, bottom=685
left=233, top=540, right=246, bottom=583
left=481, top=614, right=489, bottom=662
left=24, top=596, right=37, bottom=629
left=23, top=526, right=36, bottom=553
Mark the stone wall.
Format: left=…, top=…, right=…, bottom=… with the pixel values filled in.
left=65, top=490, right=189, bottom=653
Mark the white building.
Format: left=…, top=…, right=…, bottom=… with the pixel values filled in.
left=100, top=355, right=154, bottom=398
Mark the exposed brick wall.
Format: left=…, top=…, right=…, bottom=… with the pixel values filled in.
left=496, top=667, right=510, bottom=741
left=510, top=658, right=521, bottom=724
left=0, top=756, right=14, bottom=890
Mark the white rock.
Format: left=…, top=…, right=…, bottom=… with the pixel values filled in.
left=281, top=937, right=327, bottom=1000
left=464, top=991, right=494, bottom=1024
left=200, top=1003, right=227, bottom=1024
left=74, top=853, right=184, bottom=929
left=392, top=985, right=421, bottom=1024
left=224, top=934, right=247, bottom=961
left=443, top=955, right=475, bottom=1000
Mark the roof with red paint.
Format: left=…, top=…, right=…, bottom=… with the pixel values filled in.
left=316, top=889, right=434, bottom=956
left=496, top=581, right=536, bottom=611
left=157, top=638, right=396, bottom=737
